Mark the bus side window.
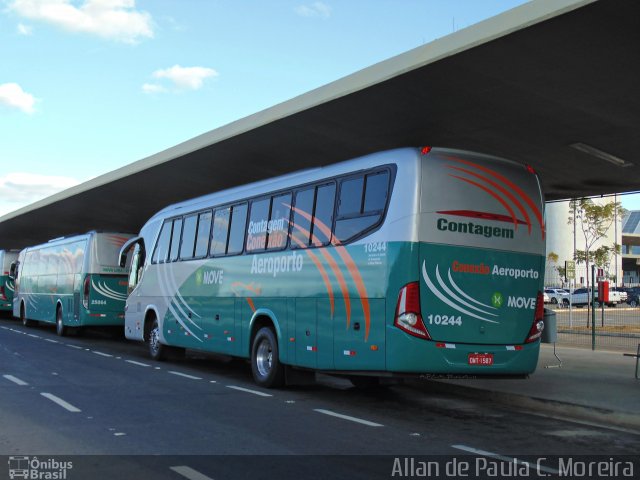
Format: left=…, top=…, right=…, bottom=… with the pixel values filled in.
left=338, top=177, right=364, bottom=216
left=211, top=208, right=230, bottom=256
left=195, top=211, right=212, bottom=257
left=312, top=183, right=335, bottom=246
left=152, top=221, right=172, bottom=264
left=363, top=171, right=390, bottom=212
left=291, top=188, right=314, bottom=248
left=168, top=218, right=183, bottom=262
left=128, top=243, right=143, bottom=295
left=180, top=214, right=198, bottom=260
left=267, top=193, right=291, bottom=250
left=246, top=198, right=270, bottom=252
left=227, top=203, right=247, bottom=255
left=333, top=170, right=389, bottom=243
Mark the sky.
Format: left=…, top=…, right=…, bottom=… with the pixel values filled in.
left=3, top=0, right=638, bottom=218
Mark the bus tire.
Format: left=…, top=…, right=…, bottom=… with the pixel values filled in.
left=251, top=327, right=284, bottom=388
left=20, top=303, right=35, bottom=327
left=148, top=318, right=169, bottom=361
left=56, top=306, right=67, bottom=337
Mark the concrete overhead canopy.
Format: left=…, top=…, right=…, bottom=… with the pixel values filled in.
left=1, top=0, right=639, bottom=249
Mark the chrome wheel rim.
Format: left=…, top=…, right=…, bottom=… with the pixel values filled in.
left=256, top=338, right=273, bottom=378
left=150, top=326, right=160, bottom=355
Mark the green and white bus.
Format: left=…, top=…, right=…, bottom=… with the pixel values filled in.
left=0, top=249, right=19, bottom=312
left=13, top=231, right=134, bottom=335
left=119, top=147, right=546, bottom=387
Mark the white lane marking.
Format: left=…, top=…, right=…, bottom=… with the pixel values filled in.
left=125, top=360, right=151, bottom=367
left=451, top=445, right=559, bottom=474
left=27, top=334, right=40, bottom=338
left=168, top=371, right=202, bottom=380
left=170, top=466, right=215, bottom=480
left=67, top=344, right=84, bottom=350
left=0, top=326, right=8, bottom=330
left=226, top=385, right=273, bottom=397
left=3, top=374, right=28, bottom=386
left=92, top=351, right=113, bottom=358
left=313, top=409, right=383, bottom=427
left=114, top=432, right=127, bottom=436
left=40, top=393, right=81, bottom=413
left=45, top=339, right=59, bottom=344
left=209, top=380, right=217, bottom=384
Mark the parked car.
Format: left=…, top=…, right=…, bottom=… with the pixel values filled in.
left=544, top=288, right=570, bottom=307
left=610, top=286, right=628, bottom=303
left=626, top=292, right=640, bottom=307
left=570, top=287, right=623, bottom=307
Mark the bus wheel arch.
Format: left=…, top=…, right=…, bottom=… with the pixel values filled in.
left=142, top=308, right=159, bottom=343
left=55, top=302, right=67, bottom=337
left=20, top=301, right=35, bottom=327
left=249, top=314, right=284, bottom=388
left=143, top=309, right=184, bottom=361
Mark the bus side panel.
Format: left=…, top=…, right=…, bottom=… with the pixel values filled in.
left=316, top=299, right=334, bottom=369
left=200, top=297, right=235, bottom=354
left=332, top=298, right=386, bottom=371
left=295, top=299, right=317, bottom=369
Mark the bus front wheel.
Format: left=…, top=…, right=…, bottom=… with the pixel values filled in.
left=251, top=327, right=284, bottom=388
left=56, top=307, right=67, bottom=337
left=148, top=318, right=168, bottom=361
left=21, top=303, right=35, bottom=327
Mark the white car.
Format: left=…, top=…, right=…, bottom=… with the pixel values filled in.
left=544, top=288, right=569, bottom=307
left=570, top=287, right=623, bottom=307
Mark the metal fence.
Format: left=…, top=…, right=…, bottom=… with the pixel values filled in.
left=545, top=265, right=640, bottom=352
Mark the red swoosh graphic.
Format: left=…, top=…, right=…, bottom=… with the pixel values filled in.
left=449, top=175, right=520, bottom=228
left=445, top=155, right=545, bottom=238
left=446, top=165, right=532, bottom=233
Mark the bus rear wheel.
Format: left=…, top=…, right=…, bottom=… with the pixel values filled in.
left=56, top=307, right=67, bottom=337
left=251, top=327, right=284, bottom=388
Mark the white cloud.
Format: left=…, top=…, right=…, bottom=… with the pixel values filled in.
left=17, top=22, right=33, bottom=35
left=0, top=83, right=36, bottom=114
left=295, top=2, right=331, bottom=19
left=148, top=65, right=218, bottom=92
left=8, top=0, right=154, bottom=44
left=142, top=83, right=167, bottom=94
left=0, top=172, right=80, bottom=215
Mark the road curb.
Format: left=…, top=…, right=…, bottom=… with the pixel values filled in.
left=408, top=379, right=640, bottom=433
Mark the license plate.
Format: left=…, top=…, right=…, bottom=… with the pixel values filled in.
left=468, top=353, right=494, bottom=366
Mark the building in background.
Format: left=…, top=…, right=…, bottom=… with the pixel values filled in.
left=621, top=211, right=640, bottom=285
left=545, top=197, right=622, bottom=287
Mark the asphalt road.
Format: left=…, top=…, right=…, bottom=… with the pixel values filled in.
left=1, top=316, right=639, bottom=480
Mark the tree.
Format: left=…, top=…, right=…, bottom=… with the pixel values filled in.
left=568, top=198, right=624, bottom=325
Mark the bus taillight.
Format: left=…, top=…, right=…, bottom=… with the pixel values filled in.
left=395, top=282, right=430, bottom=339
left=82, top=275, right=91, bottom=309
left=525, top=291, right=545, bottom=343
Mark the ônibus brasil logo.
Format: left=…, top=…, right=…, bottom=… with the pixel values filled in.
left=8, top=456, right=73, bottom=479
